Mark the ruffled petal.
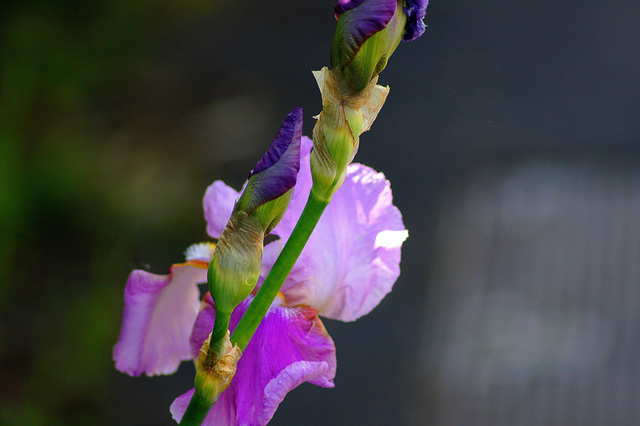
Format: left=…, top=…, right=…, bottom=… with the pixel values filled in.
left=173, top=294, right=336, bottom=425
left=113, top=261, right=207, bottom=376
left=402, top=0, right=429, bottom=42
left=265, top=137, right=408, bottom=321
left=204, top=181, right=239, bottom=239
left=170, top=389, right=199, bottom=422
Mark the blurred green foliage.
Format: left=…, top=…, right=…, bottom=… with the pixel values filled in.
left=0, top=0, right=224, bottom=423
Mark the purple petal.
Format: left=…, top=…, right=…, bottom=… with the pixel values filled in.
left=170, top=390, right=198, bottom=423
left=332, top=0, right=397, bottom=69
left=402, top=0, right=429, bottom=42
left=334, top=0, right=367, bottom=15
left=204, top=180, right=239, bottom=239
left=188, top=294, right=218, bottom=360
left=251, top=107, right=302, bottom=176
left=264, top=137, right=408, bottom=321
left=113, top=262, right=208, bottom=376
left=266, top=137, right=315, bottom=237
left=172, top=294, right=336, bottom=425
left=237, top=108, right=302, bottom=214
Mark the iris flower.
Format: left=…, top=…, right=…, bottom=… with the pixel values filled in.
left=113, top=137, right=407, bottom=424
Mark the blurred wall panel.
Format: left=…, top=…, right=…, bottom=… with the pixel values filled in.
left=415, top=159, right=640, bottom=425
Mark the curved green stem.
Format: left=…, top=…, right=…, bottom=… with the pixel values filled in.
left=231, top=192, right=329, bottom=351
left=209, top=310, right=231, bottom=353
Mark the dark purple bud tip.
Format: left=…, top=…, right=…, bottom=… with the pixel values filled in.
left=251, top=107, right=302, bottom=178
left=237, top=108, right=303, bottom=214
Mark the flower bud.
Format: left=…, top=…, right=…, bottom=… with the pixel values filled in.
left=331, top=0, right=405, bottom=94
left=208, top=108, right=302, bottom=313
left=402, top=0, right=430, bottom=42
left=235, top=107, right=302, bottom=234
left=331, top=0, right=429, bottom=94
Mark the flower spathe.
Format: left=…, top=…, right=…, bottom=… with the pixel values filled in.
left=113, top=136, right=407, bottom=424
left=309, top=66, right=389, bottom=202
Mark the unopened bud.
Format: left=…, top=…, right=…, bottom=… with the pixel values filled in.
left=235, top=107, right=302, bottom=234
left=331, top=0, right=405, bottom=94
left=331, top=0, right=429, bottom=93
left=208, top=108, right=302, bottom=313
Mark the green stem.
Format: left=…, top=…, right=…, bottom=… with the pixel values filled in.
left=231, top=192, right=329, bottom=351
left=178, top=386, right=215, bottom=426
left=209, top=310, right=231, bottom=353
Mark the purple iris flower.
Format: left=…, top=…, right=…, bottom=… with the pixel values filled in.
left=113, top=137, right=408, bottom=424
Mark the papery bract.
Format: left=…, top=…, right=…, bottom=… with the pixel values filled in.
left=310, top=67, right=389, bottom=201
